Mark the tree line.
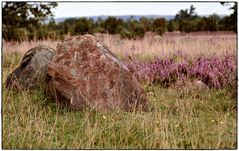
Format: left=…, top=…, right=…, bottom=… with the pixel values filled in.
left=3, top=2, right=237, bottom=41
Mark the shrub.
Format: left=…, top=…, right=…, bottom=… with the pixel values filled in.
left=127, top=52, right=237, bottom=91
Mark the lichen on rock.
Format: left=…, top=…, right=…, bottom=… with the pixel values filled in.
left=47, top=34, right=151, bottom=112
left=5, top=45, right=55, bottom=90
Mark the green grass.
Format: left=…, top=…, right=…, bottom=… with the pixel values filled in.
left=2, top=51, right=237, bottom=149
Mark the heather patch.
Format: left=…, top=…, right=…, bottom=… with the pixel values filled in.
left=127, top=51, right=237, bottom=93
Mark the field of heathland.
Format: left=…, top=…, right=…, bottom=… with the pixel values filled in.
left=3, top=32, right=237, bottom=149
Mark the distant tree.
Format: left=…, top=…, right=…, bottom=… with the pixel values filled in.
left=64, top=18, right=79, bottom=25
left=153, top=18, right=166, bottom=35
left=221, top=2, right=237, bottom=32
left=196, top=17, right=208, bottom=31
left=104, top=17, right=119, bottom=34
left=3, top=2, right=57, bottom=41
left=189, top=5, right=196, bottom=16
left=139, top=17, right=153, bottom=32
left=175, top=9, right=189, bottom=20
left=175, top=5, right=197, bottom=20
left=134, top=23, right=145, bottom=38
left=207, top=14, right=220, bottom=31
left=167, top=20, right=178, bottom=32
left=174, top=5, right=199, bottom=32
left=93, top=17, right=106, bottom=33
left=178, top=20, right=190, bottom=32
left=48, top=20, right=57, bottom=30
left=73, top=18, right=93, bottom=35
left=63, top=22, right=70, bottom=34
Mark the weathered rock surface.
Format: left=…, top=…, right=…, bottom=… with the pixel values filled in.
left=6, top=45, right=55, bottom=90
left=47, top=34, right=151, bottom=112
left=175, top=79, right=209, bottom=92
left=192, top=80, right=209, bottom=90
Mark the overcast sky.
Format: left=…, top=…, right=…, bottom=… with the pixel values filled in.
left=53, top=2, right=233, bottom=18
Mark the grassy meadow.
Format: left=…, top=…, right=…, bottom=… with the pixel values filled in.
left=2, top=32, right=237, bottom=149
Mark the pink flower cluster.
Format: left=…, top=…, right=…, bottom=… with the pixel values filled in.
left=127, top=52, right=237, bottom=90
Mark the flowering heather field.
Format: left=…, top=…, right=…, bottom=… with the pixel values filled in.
left=127, top=51, right=236, bottom=92
left=2, top=32, right=237, bottom=149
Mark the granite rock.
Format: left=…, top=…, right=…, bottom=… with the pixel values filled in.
left=47, top=34, right=151, bottom=112
left=6, top=45, right=55, bottom=90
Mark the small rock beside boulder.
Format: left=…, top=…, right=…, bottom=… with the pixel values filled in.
left=192, top=80, right=209, bottom=90
left=175, top=79, right=209, bottom=92
left=47, top=34, right=151, bottom=112
left=5, top=45, right=55, bottom=90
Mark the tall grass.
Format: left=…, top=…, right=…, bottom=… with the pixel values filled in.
left=3, top=82, right=236, bottom=149
left=2, top=32, right=237, bottom=149
left=97, top=32, right=236, bottom=61
left=3, top=32, right=236, bottom=60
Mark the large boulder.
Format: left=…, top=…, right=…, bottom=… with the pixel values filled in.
left=5, top=45, right=55, bottom=90
left=47, top=34, right=151, bottom=112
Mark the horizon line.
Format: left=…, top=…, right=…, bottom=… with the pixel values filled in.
left=54, top=13, right=229, bottom=18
